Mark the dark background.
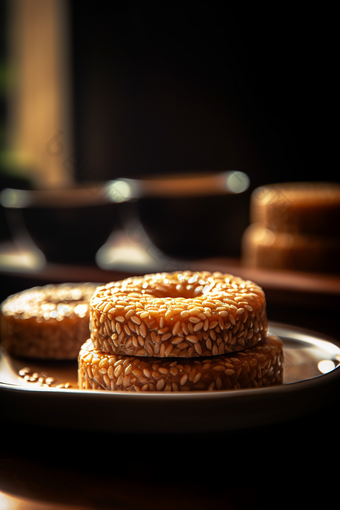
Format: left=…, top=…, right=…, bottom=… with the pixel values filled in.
left=0, top=1, right=338, bottom=260
left=0, top=2, right=338, bottom=189
left=69, top=2, right=338, bottom=188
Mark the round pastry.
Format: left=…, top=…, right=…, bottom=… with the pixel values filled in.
left=0, top=283, right=99, bottom=359
left=250, top=182, right=340, bottom=237
left=78, top=334, right=283, bottom=391
left=242, top=223, right=340, bottom=273
left=90, top=271, right=268, bottom=357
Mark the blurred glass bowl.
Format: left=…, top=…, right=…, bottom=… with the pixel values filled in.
left=115, top=171, right=251, bottom=261
left=1, top=172, right=250, bottom=268
left=0, top=183, right=126, bottom=265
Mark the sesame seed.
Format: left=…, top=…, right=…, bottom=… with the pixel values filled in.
left=88, top=271, right=268, bottom=359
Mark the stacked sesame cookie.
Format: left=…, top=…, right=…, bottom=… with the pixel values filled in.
left=242, top=182, right=340, bottom=273
left=78, top=271, right=283, bottom=392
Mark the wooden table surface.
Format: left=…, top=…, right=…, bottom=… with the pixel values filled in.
left=1, top=252, right=340, bottom=508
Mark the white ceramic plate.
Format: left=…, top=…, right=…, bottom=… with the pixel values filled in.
left=1, top=322, right=340, bottom=434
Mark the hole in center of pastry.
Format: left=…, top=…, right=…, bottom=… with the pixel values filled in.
left=142, top=276, right=214, bottom=300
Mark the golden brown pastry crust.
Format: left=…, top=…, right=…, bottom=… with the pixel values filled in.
left=90, top=271, right=268, bottom=358
left=78, top=334, right=283, bottom=392
left=0, top=283, right=98, bottom=359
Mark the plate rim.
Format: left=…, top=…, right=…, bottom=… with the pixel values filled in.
left=1, top=321, right=340, bottom=433
left=1, top=321, right=340, bottom=400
